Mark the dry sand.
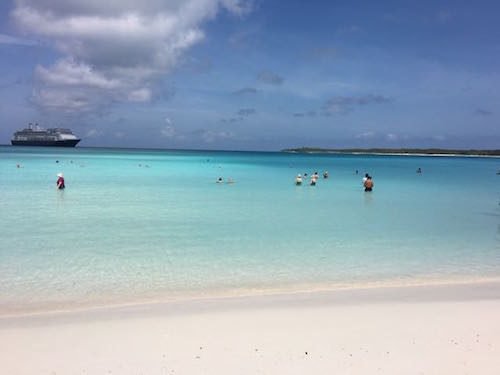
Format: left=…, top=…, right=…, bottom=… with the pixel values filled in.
left=1, top=282, right=500, bottom=374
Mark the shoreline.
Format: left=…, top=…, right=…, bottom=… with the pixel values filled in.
left=2, top=277, right=500, bottom=319
left=3, top=276, right=500, bottom=318
left=1, top=280, right=499, bottom=374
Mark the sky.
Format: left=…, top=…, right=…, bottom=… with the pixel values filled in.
left=0, top=0, right=499, bottom=150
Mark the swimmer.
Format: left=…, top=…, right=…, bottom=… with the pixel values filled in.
left=323, top=171, right=329, bottom=179
left=56, top=173, right=65, bottom=190
left=416, top=167, right=422, bottom=174
left=216, top=177, right=223, bottom=183
left=295, top=174, right=303, bottom=185
left=363, top=176, right=373, bottom=192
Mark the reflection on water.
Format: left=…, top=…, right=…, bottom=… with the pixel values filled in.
left=56, top=188, right=65, bottom=205
left=363, top=191, right=373, bottom=206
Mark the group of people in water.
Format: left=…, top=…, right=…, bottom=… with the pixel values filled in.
left=295, top=170, right=374, bottom=192
left=295, top=171, right=329, bottom=186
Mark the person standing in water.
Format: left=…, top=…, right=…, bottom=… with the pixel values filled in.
left=363, top=175, right=373, bottom=192
left=362, top=173, right=369, bottom=184
left=310, top=173, right=318, bottom=186
left=56, top=173, right=65, bottom=190
left=295, top=174, right=303, bottom=185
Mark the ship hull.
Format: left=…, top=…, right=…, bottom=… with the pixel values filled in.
left=11, top=139, right=80, bottom=147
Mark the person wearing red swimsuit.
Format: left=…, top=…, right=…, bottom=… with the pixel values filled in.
left=56, top=173, right=65, bottom=190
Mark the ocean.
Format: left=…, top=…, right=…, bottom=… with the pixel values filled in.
left=1, top=146, right=499, bottom=314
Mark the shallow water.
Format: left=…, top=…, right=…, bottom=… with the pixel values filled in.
left=1, top=146, right=499, bottom=313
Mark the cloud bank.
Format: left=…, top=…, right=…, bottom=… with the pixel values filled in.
left=12, top=0, right=251, bottom=113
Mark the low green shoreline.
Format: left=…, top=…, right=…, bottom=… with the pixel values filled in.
left=282, top=147, right=500, bottom=156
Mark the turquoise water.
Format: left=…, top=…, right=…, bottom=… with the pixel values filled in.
left=1, top=146, right=499, bottom=313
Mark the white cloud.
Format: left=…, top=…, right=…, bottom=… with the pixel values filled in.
left=85, top=128, right=100, bottom=137
left=12, top=0, right=252, bottom=113
left=160, top=118, right=186, bottom=140
left=32, top=87, right=97, bottom=112
left=160, top=125, right=176, bottom=138
left=200, top=129, right=234, bottom=143
left=432, top=135, right=446, bottom=141
left=355, top=131, right=376, bottom=139
left=386, top=133, right=398, bottom=141
left=35, top=59, right=120, bottom=89
left=127, top=88, right=152, bottom=102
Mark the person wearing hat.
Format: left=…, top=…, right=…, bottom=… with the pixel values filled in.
left=56, top=173, right=65, bottom=190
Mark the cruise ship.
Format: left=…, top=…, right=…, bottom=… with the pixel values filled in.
left=11, top=124, right=80, bottom=147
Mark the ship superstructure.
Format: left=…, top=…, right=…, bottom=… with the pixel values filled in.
left=11, top=124, right=80, bottom=147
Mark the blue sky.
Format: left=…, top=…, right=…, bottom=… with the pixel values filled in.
left=0, top=0, right=499, bottom=150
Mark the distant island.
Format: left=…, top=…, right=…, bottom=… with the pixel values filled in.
left=282, top=147, right=500, bottom=156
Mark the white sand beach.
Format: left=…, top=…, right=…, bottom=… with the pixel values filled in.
left=1, top=282, right=500, bottom=375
